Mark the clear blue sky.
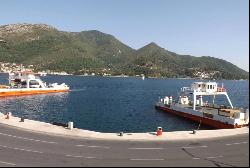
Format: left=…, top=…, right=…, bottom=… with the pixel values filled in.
left=0, top=0, right=249, bottom=71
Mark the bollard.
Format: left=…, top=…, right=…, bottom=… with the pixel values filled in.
left=5, top=112, right=11, bottom=119
left=156, top=127, right=163, bottom=136
left=192, top=130, right=196, bottom=134
left=68, top=121, right=74, bottom=130
left=119, top=132, right=123, bottom=136
left=20, top=117, right=25, bottom=122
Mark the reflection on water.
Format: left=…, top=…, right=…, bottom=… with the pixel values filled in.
left=0, top=92, right=69, bottom=123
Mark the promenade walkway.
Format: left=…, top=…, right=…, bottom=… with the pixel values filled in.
left=0, top=112, right=248, bottom=141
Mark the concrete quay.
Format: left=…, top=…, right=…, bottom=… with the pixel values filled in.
left=0, top=112, right=248, bottom=141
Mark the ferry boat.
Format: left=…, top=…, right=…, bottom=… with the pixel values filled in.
left=155, top=81, right=249, bottom=129
left=0, top=70, right=69, bottom=97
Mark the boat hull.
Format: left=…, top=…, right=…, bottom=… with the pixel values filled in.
left=155, top=105, right=244, bottom=129
left=0, top=88, right=69, bottom=97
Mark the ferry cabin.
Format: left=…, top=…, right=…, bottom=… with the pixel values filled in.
left=180, top=82, right=233, bottom=110
left=9, top=72, right=46, bottom=89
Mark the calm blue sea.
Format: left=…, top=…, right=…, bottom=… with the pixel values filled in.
left=0, top=73, right=249, bottom=133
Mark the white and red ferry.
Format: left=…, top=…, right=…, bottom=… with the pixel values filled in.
left=155, top=81, right=249, bottom=129
left=0, top=70, right=69, bottom=97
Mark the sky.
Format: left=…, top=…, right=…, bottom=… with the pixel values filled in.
left=0, top=0, right=249, bottom=71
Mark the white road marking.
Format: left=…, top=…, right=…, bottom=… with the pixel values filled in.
left=130, top=158, right=165, bottom=161
left=76, top=144, right=110, bottom=149
left=66, top=154, right=84, bottom=158
left=75, top=144, right=86, bottom=147
left=226, top=141, right=248, bottom=146
left=84, top=157, right=96, bottom=159
left=0, top=132, right=57, bottom=144
left=87, top=145, right=110, bottom=149
left=206, top=156, right=223, bottom=159
left=192, top=158, right=200, bottom=160
left=65, top=155, right=96, bottom=159
left=0, top=144, right=43, bottom=154
left=181, top=145, right=208, bottom=149
left=0, top=160, right=16, bottom=166
left=128, top=147, right=164, bottom=150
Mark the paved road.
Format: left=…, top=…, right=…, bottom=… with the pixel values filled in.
left=0, top=123, right=248, bottom=167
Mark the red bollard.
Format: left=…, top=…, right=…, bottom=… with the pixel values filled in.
left=156, top=127, right=163, bottom=136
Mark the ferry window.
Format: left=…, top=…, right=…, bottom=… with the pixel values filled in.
left=210, top=85, right=212, bottom=89
left=14, top=79, right=21, bottom=83
left=207, top=85, right=209, bottom=89
left=21, top=81, right=27, bottom=85
left=198, top=84, right=201, bottom=87
left=212, top=85, right=214, bottom=89
left=29, top=80, right=39, bottom=85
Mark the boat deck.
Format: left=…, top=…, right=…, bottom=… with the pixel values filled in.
left=175, top=104, right=224, bottom=116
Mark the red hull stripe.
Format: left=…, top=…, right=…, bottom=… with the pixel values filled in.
left=155, top=105, right=242, bottom=129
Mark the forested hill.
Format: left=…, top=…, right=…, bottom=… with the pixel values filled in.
left=0, top=23, right=248, bottom=79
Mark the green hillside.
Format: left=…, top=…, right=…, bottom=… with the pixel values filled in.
left=0, top=23, right=248, bottom=79
left=133, top=42, right=249, bottom=79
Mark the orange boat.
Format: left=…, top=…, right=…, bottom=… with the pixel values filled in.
left=0, top=70, right=69, bottom=97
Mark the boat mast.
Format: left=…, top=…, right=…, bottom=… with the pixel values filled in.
left=193, top=90, right=196, bottom=110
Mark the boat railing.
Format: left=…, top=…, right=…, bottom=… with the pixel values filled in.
left=217, top=87, right=226, bottom=92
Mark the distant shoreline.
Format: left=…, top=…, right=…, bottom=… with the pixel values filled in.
left=0, top=72, right=249, bottom=81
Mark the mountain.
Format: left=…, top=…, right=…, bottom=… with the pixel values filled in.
left=0, top=23, right=135, bottom=74
left=0, top=23, right=248, bottom=79
left=133, top=43, right=249, bottom=79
